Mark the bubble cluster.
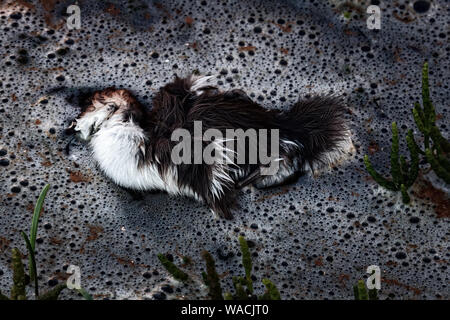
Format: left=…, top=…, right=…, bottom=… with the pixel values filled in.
left=0, top=0, right=448, bottom=299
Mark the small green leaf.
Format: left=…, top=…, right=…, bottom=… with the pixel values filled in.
left=21, top=231, right=39, bottom=297
left=201, top=250, right=223, bottom=300
left=157, top=253, right=189, bottom=282
left=223, top=292, right=233, bottom=300
left=233, top=281, right=247, bottom=300
left=77, top=287, right=93, bottom=300
left=29, top=184, right=50, bottom=281
left=261, top=279, right=281, bottom=300
left=390, top=122, right=401, bottom=187
left=238, top=236, right=253, bottom=294
left=357, top=280, right=368, bottom=300
left=426, top=148, right=450, bottom=184
left=400, top=184, right=410, bottom=204
left=399, top=155, right=408, bottom=181
left=353, top=284, right=359, bottom=300
left=11, top=248, right=26, bottom=300
left=406, top=130, right=420, bottom=187
left=201, top=271, right=208, bottom=286
left=363, top=155, right=397, bottom=191
left=429, top=126, right=450, bottom=154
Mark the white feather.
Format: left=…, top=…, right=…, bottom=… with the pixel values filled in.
left=190, top=75, right=215, bottom=95
left=89, top=115, right=199, bottom=199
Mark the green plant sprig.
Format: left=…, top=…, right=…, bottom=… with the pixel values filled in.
left=353, top=280, right=378, bottom=300
left=364, top=122, right=419, bottom=203
left=157, top=254, right=190, bottom=282
left=158, top=236, right=281, bottom=300
left=2, top=184, right=92, bottom=300
left=364, top=62, right=449, bottom=203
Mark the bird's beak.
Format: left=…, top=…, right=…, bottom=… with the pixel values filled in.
left=65, top=120, right=77, bottom=135
left=65, top=119, right=92, bottom=141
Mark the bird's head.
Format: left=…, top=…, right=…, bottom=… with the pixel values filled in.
left=68, top=88, right=138, bottom=141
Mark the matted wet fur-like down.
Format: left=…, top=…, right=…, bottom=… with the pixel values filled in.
left=70, top=75, right=353, bottom=219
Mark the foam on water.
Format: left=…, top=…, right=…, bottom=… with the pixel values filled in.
left=0, top=0, right=448, bottom=299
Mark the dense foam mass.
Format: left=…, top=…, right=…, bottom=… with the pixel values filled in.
left=0, top=0, right=448, bottom=299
